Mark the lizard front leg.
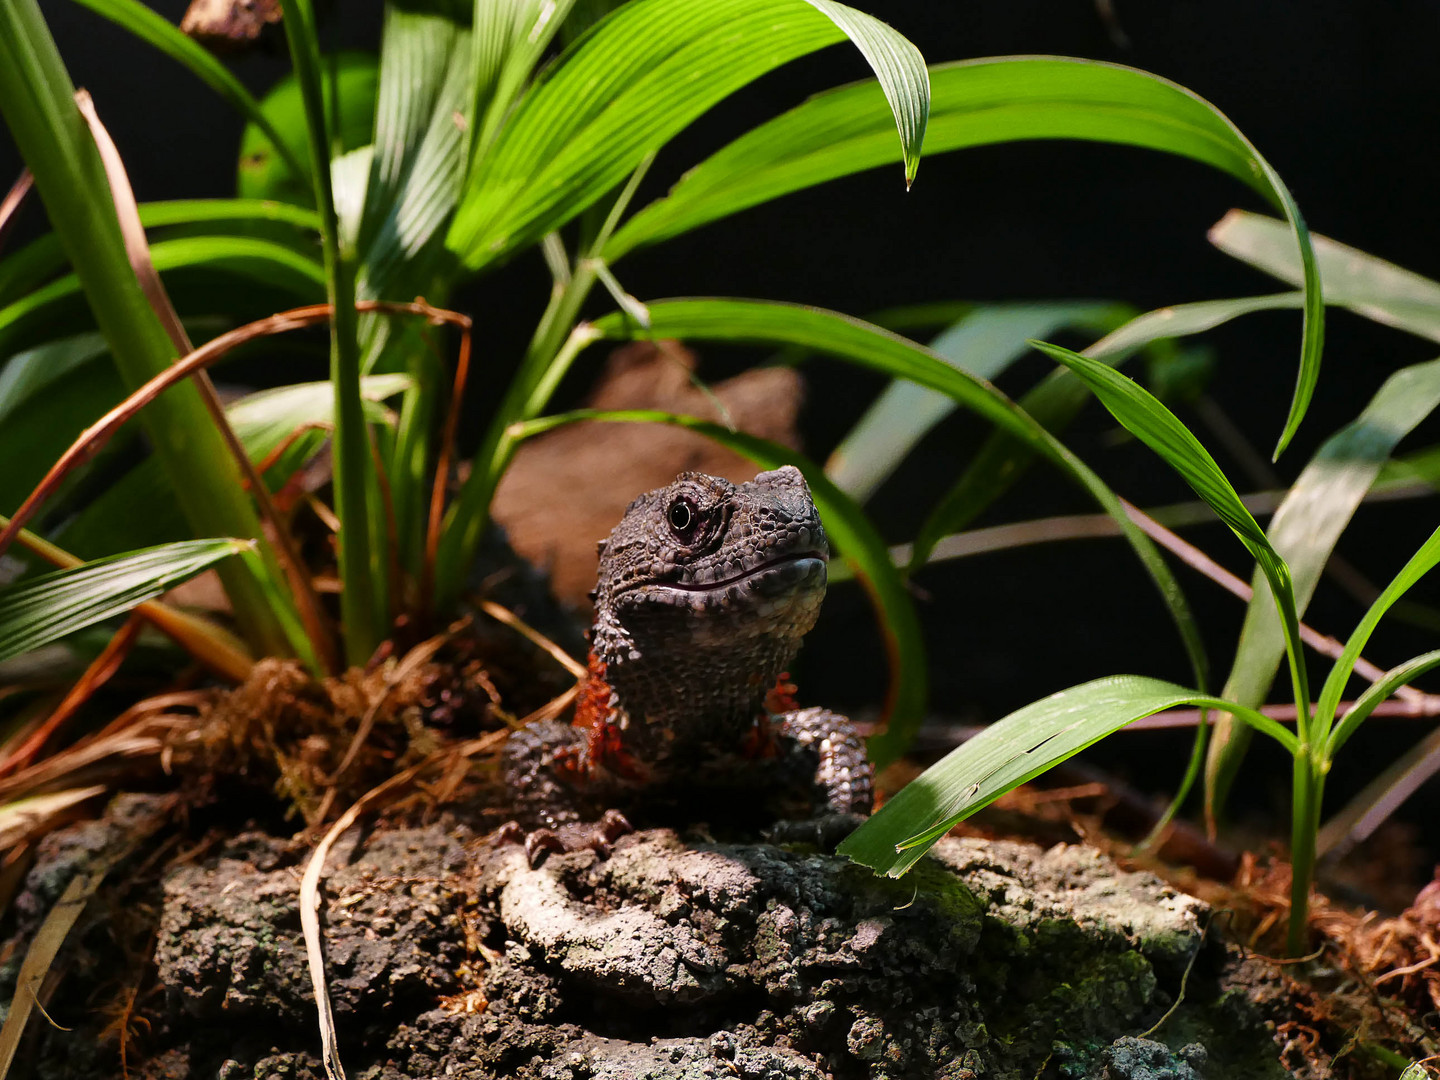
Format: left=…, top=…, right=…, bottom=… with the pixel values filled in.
left=499, top=721, right=633, bottom=863
left=778, top=706, right=874, bottom=815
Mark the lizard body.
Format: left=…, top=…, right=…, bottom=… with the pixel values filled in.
left=501, top=466, right=872, bottom=846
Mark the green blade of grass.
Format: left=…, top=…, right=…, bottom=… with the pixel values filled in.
left=1314, top=525, right=1440, bottom=748
left=469, top=0, right=580, bottom=165
left=1211, top=210, right=1440, bottom=344
left=606, top=56, right=1321, bottom=457
left=0, top=333, right=122, bottom=518
left=0, top=236, right=326, bottom=360
left=0, top=0, right=293, bottom=656
left=0, top=199, right=322, bottom=307
left=277, top=0, right=383, bottom=664
left=508, top=408, right=924, bottom=769
left=837, top=675, right=1296, bottom=878
left=64, top=0, right=308, bottom=180
left=358, top=19, right=471, bottom=298
left=1206, top=357, right=1440, bottom=822
left=587, top=298, right=1209, bottom=747
left=0, top=539, right=249, bottom=662
left=1327, top=648, right=1440, bottom=761
left=360, top=3, right=465, bottom=251
left=446, top=0, right=927, bottom=267
left=612, top=58, right=1275, bottom=256
left=826, top=301, right=1129, bottom=503
left=909, top=294, right=1304, bottom=569
left=1032, top=339, right=1309, bottom=729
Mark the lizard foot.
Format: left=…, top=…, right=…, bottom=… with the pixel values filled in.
left=493, top=809, right=634, bottom=867
left=766, top=811, right=867, bottom=852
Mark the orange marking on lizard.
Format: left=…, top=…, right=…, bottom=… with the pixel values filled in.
left=571, top=650, right=648, bottom=782
left=742, top=673, right=801, bottom=759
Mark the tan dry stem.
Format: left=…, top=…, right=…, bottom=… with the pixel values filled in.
left=0, top=168, right=33, bottom=252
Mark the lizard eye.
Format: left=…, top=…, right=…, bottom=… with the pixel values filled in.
left=667, top=498, right=695, bottom=536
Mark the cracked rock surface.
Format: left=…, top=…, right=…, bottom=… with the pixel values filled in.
left=3, top=816, right=1292, bottom=1079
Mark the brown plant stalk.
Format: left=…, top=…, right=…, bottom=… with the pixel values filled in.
left=0, top=615, right=143, bottom=777
left=0, top=168, right=33, bottom=252
left=421, top=310, right=474, bottom=619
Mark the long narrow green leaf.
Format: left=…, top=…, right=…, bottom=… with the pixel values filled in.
left=1327, top=649, right=1440, bottom=760
left=470, top=0, right=579, bottom=164
left=1211, top=210, right=1440, bottom=344
left=1085, top=292, right=1306, bottom=356
left=136, top=198, right=323, bottom=232
left=64, top=0, right=307, bottom=180
left=0, top=237, right=326, bottom=359
left=359, top=18, right=472, bottom=295
left=908, top=295, right=1305, bottom=570
left=826, top=301, right=1128, bottom=502
left=509, top=408, right=925, bottom=766
left=0, top=235, right=326, bottom=325
left=1033, top=340, right=1309, bottom=720
left=0, top=334, right=122, bottom=516
left=278, top=0, right=382, bottom=664
left=361, top=4, right=463, bottom=246
left=0, top=539, right=249, bottom=662
left=0, top=0, right=294, bottom=656
left=1207, top=358, right=1440, bottom=818
left=589, top=298, right=1210, bottom=744
left=446, top=0, right=927, bottom=267
left=0, top=199, right=322, bottom=309
left=607, top=56, right=1321, bottom=456
left=837, top=675, right=1297, bottom=877
left=1313, top=526, right=1440, bottom=745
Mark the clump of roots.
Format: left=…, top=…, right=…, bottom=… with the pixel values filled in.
left=176, top=627, right=520, bottom=825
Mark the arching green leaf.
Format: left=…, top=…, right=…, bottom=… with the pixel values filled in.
left=608, top=57, right=1321, bottom=456
left=446, top=0, right=927, bottom=267
left=0, top=539, right=249, bottom=662
left=838, top=675, right=1296, bottom=877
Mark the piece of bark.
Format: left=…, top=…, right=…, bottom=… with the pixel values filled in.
left=491, top=340, right=803, bottom=608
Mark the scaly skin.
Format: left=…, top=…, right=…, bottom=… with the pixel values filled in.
left=501, top=466, right=872, bottom=850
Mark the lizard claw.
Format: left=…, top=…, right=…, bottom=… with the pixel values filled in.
left=492, top=811, right=635, bottom=868
left=524, top=828, right=567, bottom=867
left=590, top=808, right=634, bottom=856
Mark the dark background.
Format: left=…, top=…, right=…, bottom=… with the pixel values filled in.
left=4, top=1, right=1439, bottom=864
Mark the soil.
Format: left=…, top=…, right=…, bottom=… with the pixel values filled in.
left=4, top=791, right=1306, bottom=1080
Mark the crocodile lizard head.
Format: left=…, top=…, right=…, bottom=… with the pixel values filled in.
left=589, top=466, right=829, bottom=730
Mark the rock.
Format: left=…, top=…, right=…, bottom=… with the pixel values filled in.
left=3, top=822, right=1292, bottom=1079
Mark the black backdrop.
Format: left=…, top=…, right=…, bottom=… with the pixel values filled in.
left=4, top=1, right=1439, bottom=855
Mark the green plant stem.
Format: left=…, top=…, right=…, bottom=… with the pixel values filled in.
left=277, top=0, right=382, bottom=664
left=0, top=0, right=290, bottom=656
left=431, top=150, right=656, bottom=611
left=433, top=259, right=600, bottom=608
left=1287, top=749, right=1324, bottom=956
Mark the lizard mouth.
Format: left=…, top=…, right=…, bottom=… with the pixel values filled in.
left=619, top=550, right=828, bottom=598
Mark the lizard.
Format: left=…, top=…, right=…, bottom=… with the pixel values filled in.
left=500, top=465, right=873, bottom=863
